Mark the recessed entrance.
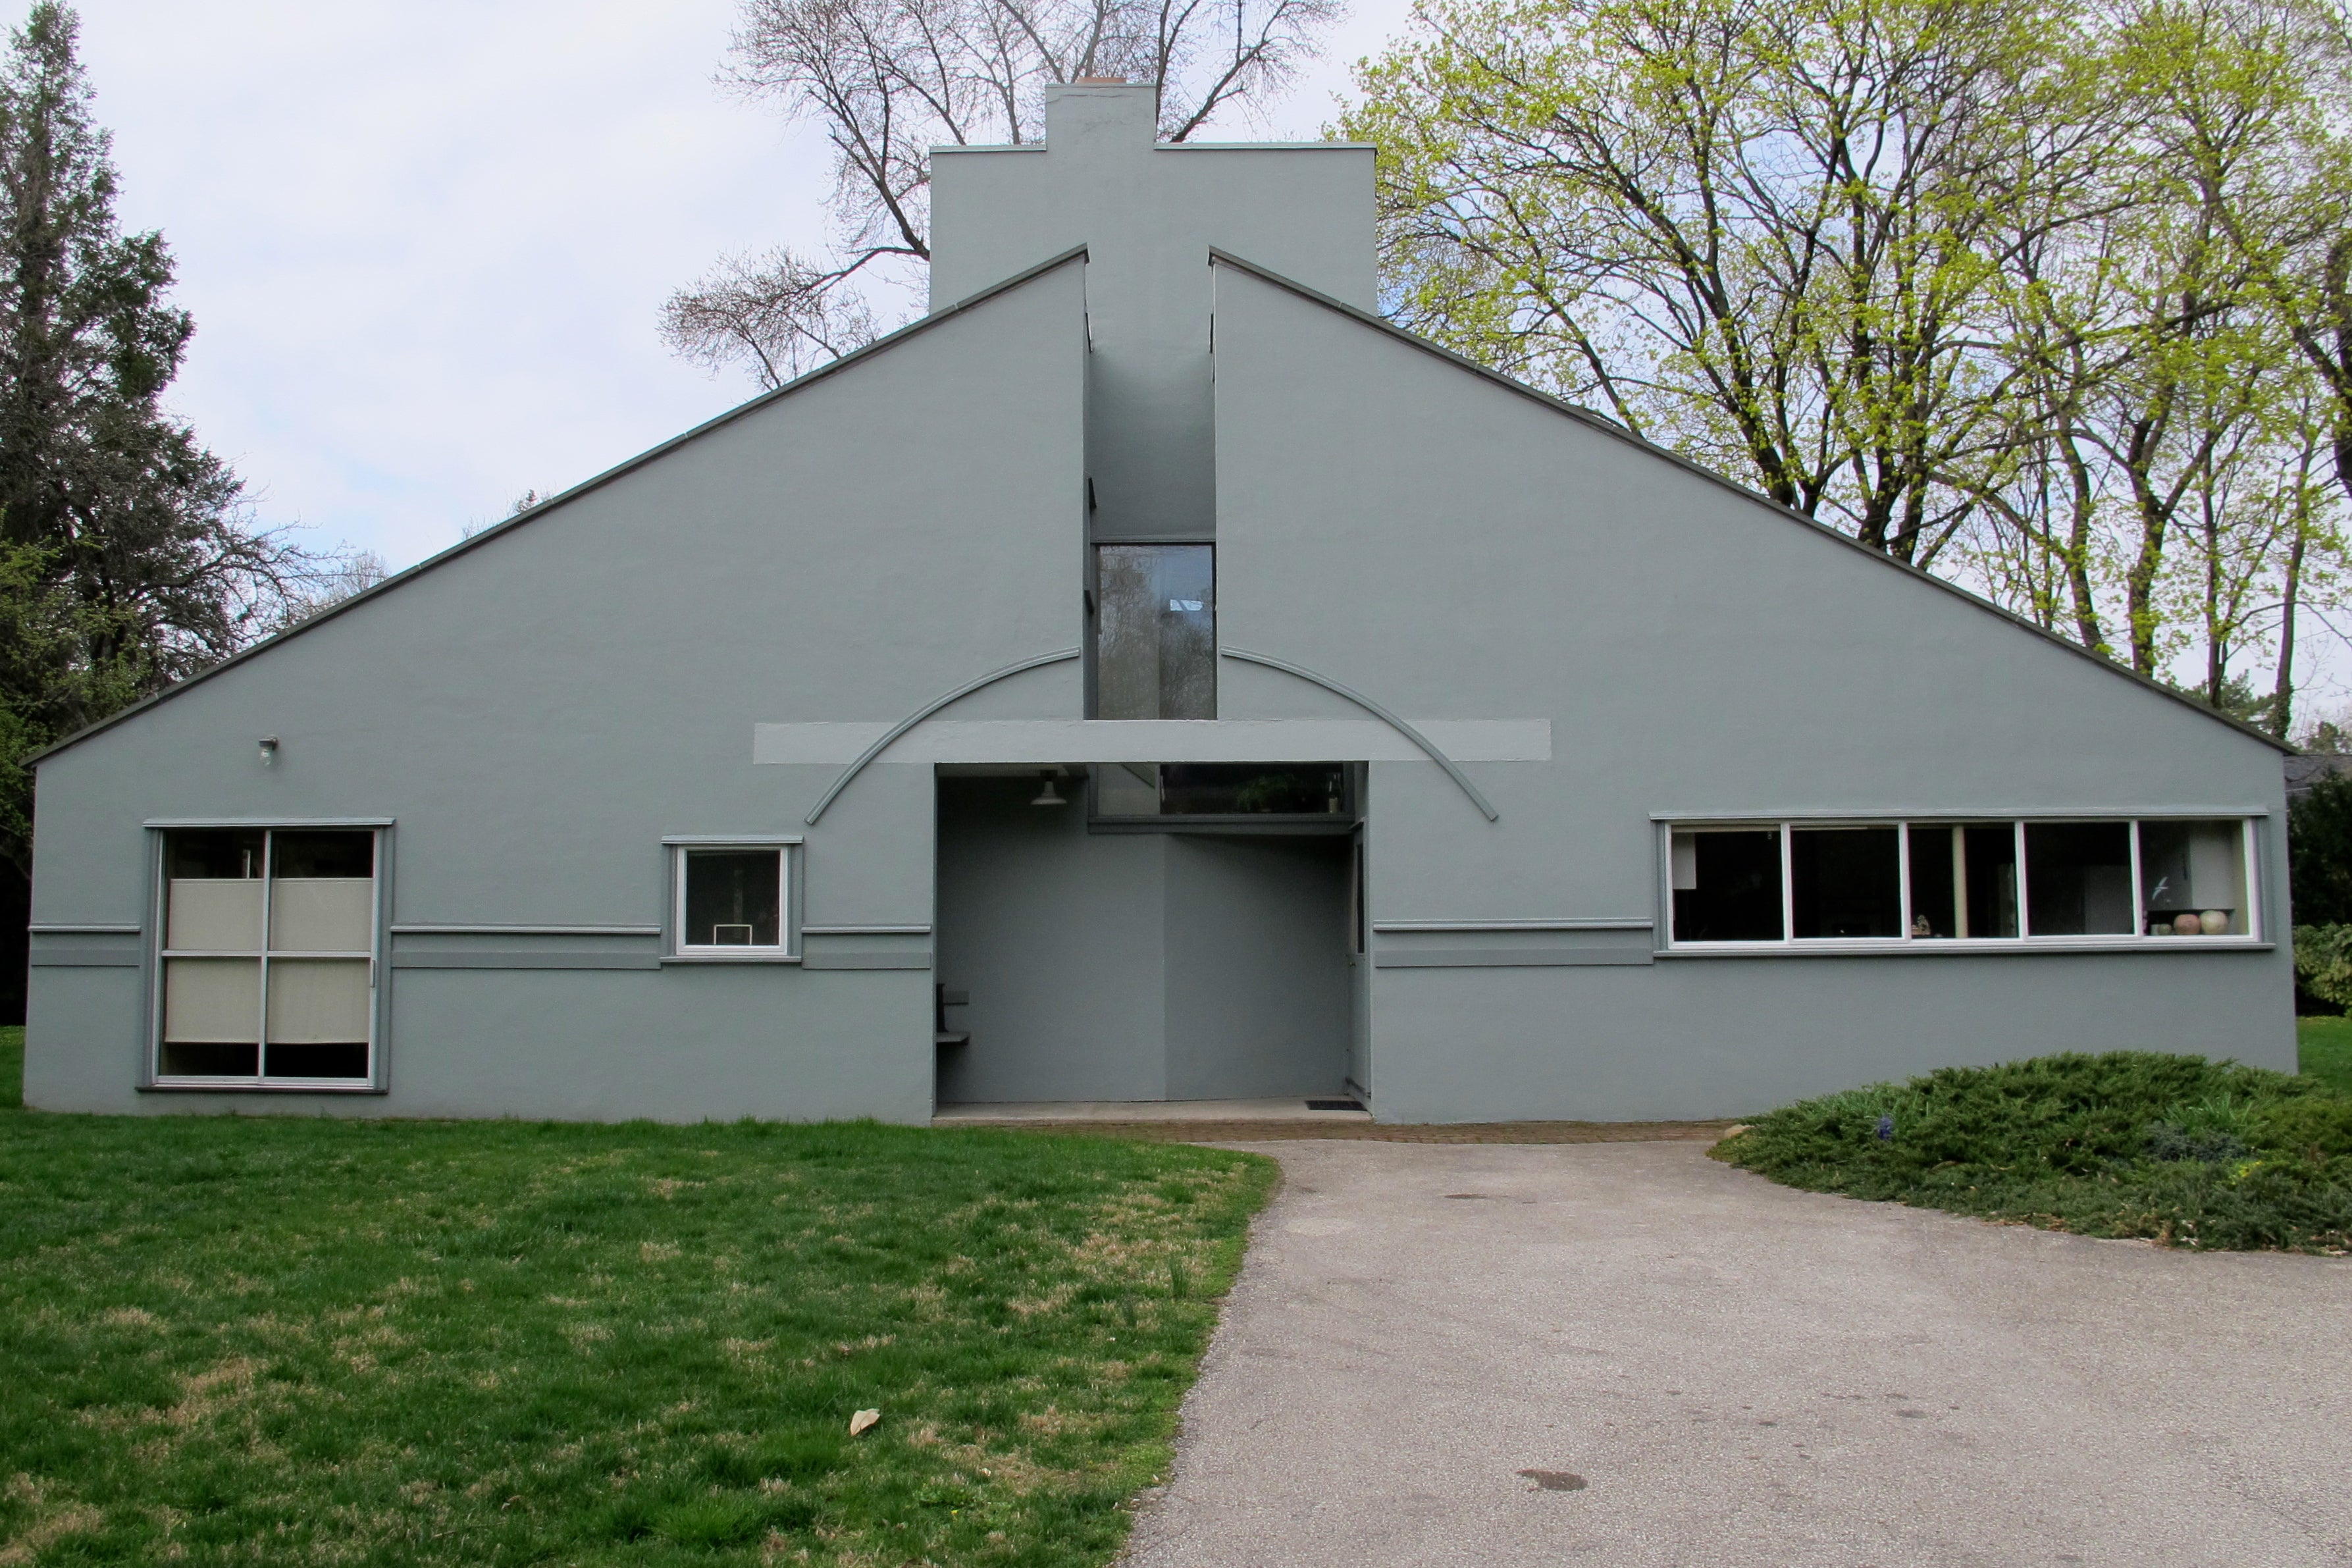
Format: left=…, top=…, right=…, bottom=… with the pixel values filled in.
left=933, top=771, right=1355, bottom=1106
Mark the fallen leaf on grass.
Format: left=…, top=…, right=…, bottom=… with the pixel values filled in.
left=849, top=1409, right=881, bottom=1437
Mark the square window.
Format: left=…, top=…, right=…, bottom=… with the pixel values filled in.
left=157, top=826, right=377, bottom=1085
left=1790, top=826, right=1900, bottom=938
left=679, top=849, right=786, bottom=950
left=2138, top=820, right=2250, bottom=937
left=2024, top=822, right=2134, bottom=936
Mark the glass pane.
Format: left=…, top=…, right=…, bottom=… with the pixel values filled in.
left=1962, top=825, right=2019, bottom=937
left=1669, top=829, right=1783, bottom=941
left=1907, top=825, right=1958, bottom=937
left=1790, top=826, right=1900, bottom=937
left=1093, top=763, right=1162, bottom=816
left=168, top=879, right=263, bottom=951
left=165, top=829, right=266, bottom=951
left=159, top=1041, right=258, bottom=1077
left=271, top=830, right=373, bottom=879
left=683, top=850, right=783, bottom=947
left=1095, top=544, right=1215, bottom=719
left=163, top=957, right=261, bottom=1045
left=1159, top=763, right=1347, bottom=816
left=269, top=878, right=373, bottom=952
left=2139, top=820, right=2249, bottom=936
left=168, top=828, right=265, bottom=880
left=2025, top=822, right=2133, bottom=935
left=266, top=958, right=371, bottom=1046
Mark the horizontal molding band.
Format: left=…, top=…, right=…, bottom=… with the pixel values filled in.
left=803, top=953, right=932, bottom=970
left=1372, top=919, right=1652, bottom=933
left=391, top=952, right=660, bottom=970
left=662, top=835, right=803, bottom=846
left=1374, top=949, right=1654, bottom=968
left=28, top=922, right=141, bottom=935
left=30, top=951, right=143, bottom=968
left=801, top=924, right=933, bottom=936
left=388, top=924, right=662, bottom=937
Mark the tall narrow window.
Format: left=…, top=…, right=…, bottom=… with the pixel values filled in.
left=1669, top=828, right=1783, bottom=941
left=1962, top=824, right=2020, bottom=938
left=1094, top=544, right=1214, bottom=719
left=159, top=827, right=376, bottom=1084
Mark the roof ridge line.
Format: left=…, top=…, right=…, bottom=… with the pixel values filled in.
left=30, top=248, right=1093, bottom=763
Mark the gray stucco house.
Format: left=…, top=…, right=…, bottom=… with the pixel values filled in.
left=21, top=84, right=2297, bottom=1124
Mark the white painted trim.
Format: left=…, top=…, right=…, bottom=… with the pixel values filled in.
left=30, top=922, right=140, bottom=935
left=671, top=843, right=796, bottom=958
left=145, top=816, right=394, bottom=828
left=661, top=835, right=804, bottom=846
left=1372, top=919, right=1651, bottom=932
left=1652, top=807, right=2271, bottom=822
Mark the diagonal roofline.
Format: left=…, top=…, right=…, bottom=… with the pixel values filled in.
left=1207, top=247, right=2295, bottom=756
left=30, top=246, right=1092, bottom=764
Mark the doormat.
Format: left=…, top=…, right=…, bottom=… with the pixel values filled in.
left=1305, top=1099, right=1366, bottom=1112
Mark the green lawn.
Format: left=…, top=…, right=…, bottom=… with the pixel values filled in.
left=0, top=1098, right=1276, bottom=1565
left=1716, top=1051, right=2352, bottom=1251
left=2300, top=1014, right=2352, bottom=1093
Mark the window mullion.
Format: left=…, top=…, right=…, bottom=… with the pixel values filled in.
left=255, top=828, right=273, bottom=1081
left=2013, top=820, right=2029, bottom=939
left=1779, top=823, right=1794, bottom=943
left=2128, top=819, right=2146, bottom=942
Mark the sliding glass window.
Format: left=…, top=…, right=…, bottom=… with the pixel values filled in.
left=1664, top=818, right=2259, bottom=949
left=157, top=827, right=379, bottom=1085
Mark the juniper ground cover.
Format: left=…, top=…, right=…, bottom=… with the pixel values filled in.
left=0, top=1091, right=1275, bottom=1566
left=1715, top=1050, right=2352, bottom=1251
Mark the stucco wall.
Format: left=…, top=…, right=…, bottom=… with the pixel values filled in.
left=1209, top=260, right=2297, bottom=1122
left=24, top=258, right=1090, bottom=1122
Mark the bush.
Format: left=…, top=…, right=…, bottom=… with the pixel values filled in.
left=2289, top=772, right=2352, bottom=926
left=2295, top=924, right=2352, bottom=1011
left=1713, top=1051, right=2352, bottom=1251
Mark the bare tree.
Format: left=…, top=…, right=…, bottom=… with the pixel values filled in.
left=662, top=0, right=1344, bottom=387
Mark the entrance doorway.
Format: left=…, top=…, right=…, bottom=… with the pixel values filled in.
left=933, top=772, right=1353, bottom=1104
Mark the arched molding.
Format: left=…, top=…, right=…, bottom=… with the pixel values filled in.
left=1220, top=647, right=1501, bottom=822
left=802, top=649, right=1080, bottom=825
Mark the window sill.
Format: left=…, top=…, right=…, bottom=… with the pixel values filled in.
left=1659, top=938, right=2274, bottom=957
left=660, top=952, right=802, bottom=965
left=141, top=1080, right=385, bottom=1094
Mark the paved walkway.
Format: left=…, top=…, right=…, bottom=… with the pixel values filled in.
left=1124, top=1140, right=2352, bottom=1568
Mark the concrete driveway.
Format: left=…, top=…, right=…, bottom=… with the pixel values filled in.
left=1124, top=1139, right=2352, bottom=1568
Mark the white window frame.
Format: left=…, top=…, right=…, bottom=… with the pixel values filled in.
left=1661, top=814, right=2264, bottom=953
left=665, top=837, right=802, bottom=962
left=148, top=822, right=386, bottom=1091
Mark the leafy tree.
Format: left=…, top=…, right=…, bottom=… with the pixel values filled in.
left=0, top=3, right=357, bottom=1002
left=662, top=0, right=1344, bottom=387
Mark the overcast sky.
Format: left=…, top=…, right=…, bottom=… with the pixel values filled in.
left=74, top=0, right=1418, bottom=573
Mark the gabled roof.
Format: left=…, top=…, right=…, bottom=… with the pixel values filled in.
left=1207, top=248, right=2295, bottom=756
left=31, top=247, right=1092, bottom=764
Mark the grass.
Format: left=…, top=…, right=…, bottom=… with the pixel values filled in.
left=1714, top=1051, right=2352, bottom=1251
left=2299, top=1014, right=2352, bottom=1094
left=0, top=1101, right=1277, bottom=1566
